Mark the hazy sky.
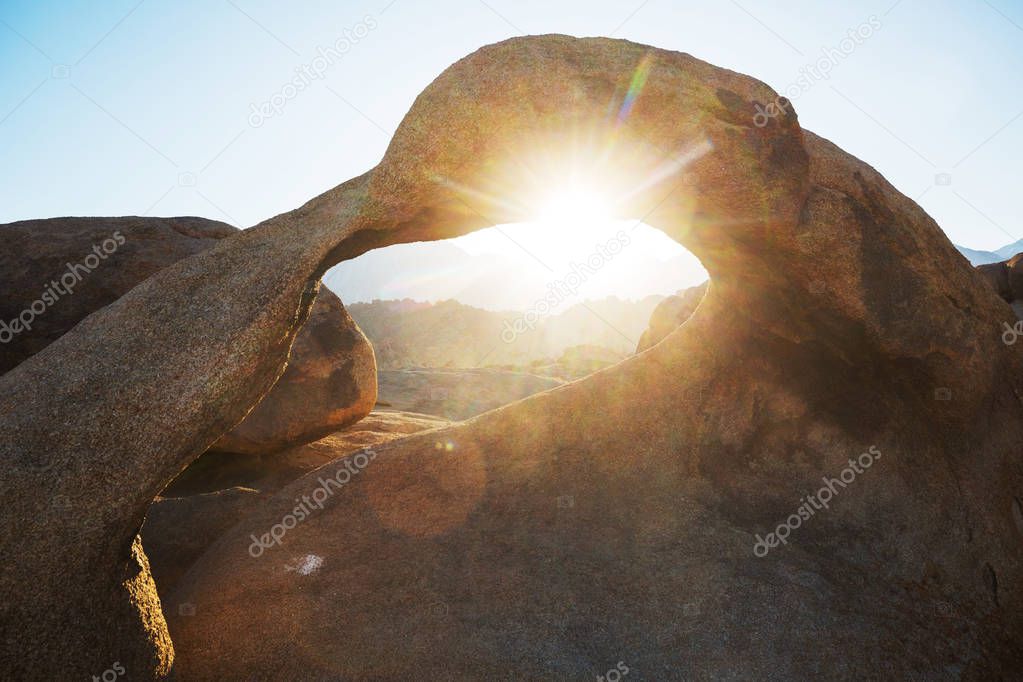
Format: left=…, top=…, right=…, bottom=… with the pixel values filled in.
left=1, top=0, right=1021, bottom=252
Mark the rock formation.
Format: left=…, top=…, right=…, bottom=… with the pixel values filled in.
left=0, top=216, right=377, bottom=455
left=977, top=252, right=1023, bottom=319
left=0, top=216, right=235, bottom=375
left=2, top=35, right=1022, bottom=679
left=163, top=410, right=449, bottom=497
left=209, top=290, right=376, bottom=455
left=635, top=282, right=708, bottom=352
left=142, top=487, right=263, bottom=599
left=143, top=410, right=446, bottom=598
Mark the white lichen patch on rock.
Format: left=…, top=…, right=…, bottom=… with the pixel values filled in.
left=287, top=554, right=323, bottom=576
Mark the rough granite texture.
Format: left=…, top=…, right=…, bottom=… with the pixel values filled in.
left=142, top=410, right=448, bottom=600
left=142, top=487, right=263, bottom=600
left=2, top=35, right=1022, bottom=680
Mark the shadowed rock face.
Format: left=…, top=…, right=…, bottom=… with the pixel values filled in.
left=0, top=216, right=377, bottom=456
left=0, top=216, right=235, bottom=375
left=2, top=35, right=1022, bottom=679
left=142, top=411, right=448, bottom=600
left=210, top=288, right=377, bottom=455
left=163, top=410, right=449, bottom=497
left=142, top=487, right=263, bottom=600
left=977, top=252, right=1023, bottom=320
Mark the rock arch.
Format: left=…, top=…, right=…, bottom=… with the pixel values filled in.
left=1, top=35, right=1021, bottom=679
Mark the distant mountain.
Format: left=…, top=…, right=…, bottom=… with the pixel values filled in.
left=323, top=241, right=539, bottom=310
left=323, top=236, right=703, bottom=311
left=994, top=239, right=1023, bottom=260
left=956, top=245, right=1003, bottom=265
left=956, top=233, right=1023, bottom=265
left=347, top=296, right=666, bottom=370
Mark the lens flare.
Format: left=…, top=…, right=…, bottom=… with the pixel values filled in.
left=617, top=53, right=654, bottom=124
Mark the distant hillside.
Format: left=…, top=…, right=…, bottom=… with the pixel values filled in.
left=376, top=368, right=565, bottom=420
left=347, top=296, right=664, bottom=369
left=995, top=239, right=1023, bottom=260
left=323, top=235, right=705, bottom=311
left=956, top=237, right=1023, bottom=266
left=956, top=245, right=1003, bottom=265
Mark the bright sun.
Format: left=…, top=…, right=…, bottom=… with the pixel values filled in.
left=525, top=184, right=622, bottom=267
left=421, top=171, right=709, bottom=310
left=537, top=186, right=611, bottom=226
left=453, top=181, right=634, bottom=270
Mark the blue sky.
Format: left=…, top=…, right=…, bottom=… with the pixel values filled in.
left=1, top=0, right=1021, bottom=250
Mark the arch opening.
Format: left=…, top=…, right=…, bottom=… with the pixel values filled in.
left=316, top=105, right=743, bottom=421
left=325, top=206, right=709, bottom=421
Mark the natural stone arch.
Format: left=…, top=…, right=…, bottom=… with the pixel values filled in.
left=1, top=35, right=1021, bottom=679
left=304, top=37, right=810, bottom=295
